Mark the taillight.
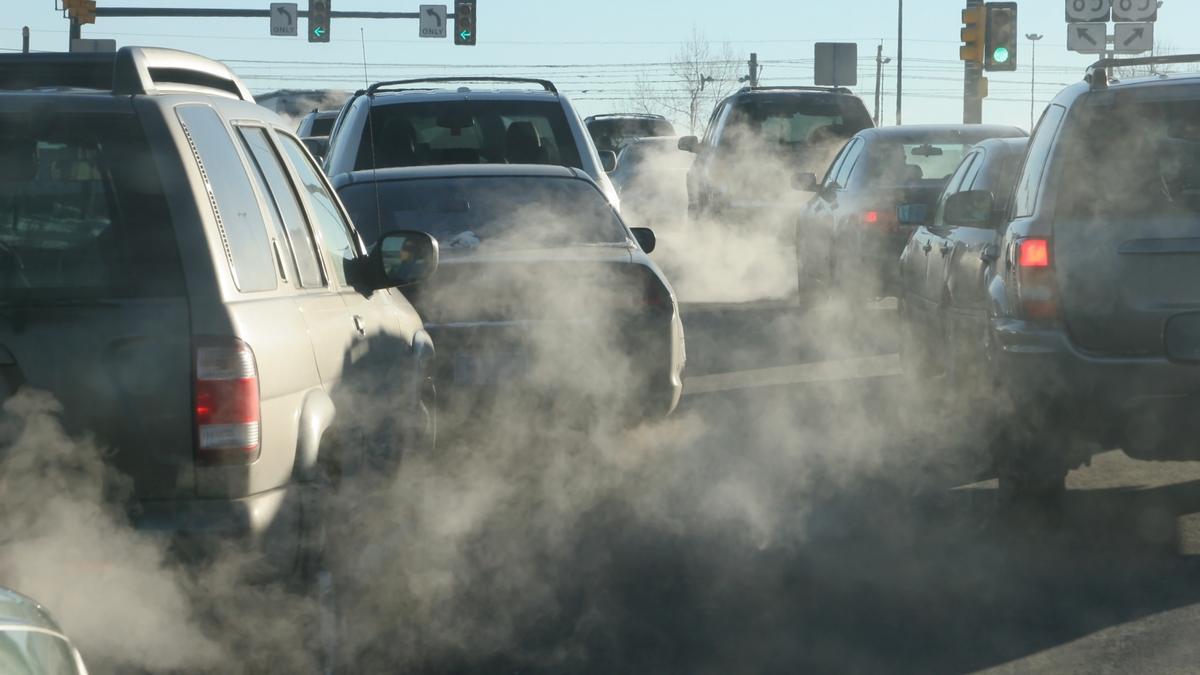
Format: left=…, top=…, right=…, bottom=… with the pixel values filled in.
left=194, top=338, right=261, bottom=465
left=862, top=208, right=899, bottom=233
left=1015, top=237, right=1058, bottom=321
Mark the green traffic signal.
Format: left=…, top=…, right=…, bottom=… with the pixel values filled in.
left=993, top=46, right=1010, bottom=63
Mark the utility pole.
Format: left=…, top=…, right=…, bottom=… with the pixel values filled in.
left=874, top=44, right=891, bottom=127
left=896, top=0, right=903, bottom=126
left=963, top=0, right=983, bottom=124
left=69, top=17, right=81, bottom=44
left=748, top=52, right=759, bottom=88
left=1026, top=32, right=1043, bottom=130
left=22, top=26, right=29, bottom=53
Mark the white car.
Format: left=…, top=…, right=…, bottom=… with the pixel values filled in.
left=0, top=587, right=89, bottom=674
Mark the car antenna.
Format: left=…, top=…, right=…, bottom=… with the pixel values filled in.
left=361, top=28, right=384, bottom=243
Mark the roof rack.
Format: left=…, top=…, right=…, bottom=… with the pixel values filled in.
left=584, top=113, right=668, bottom=121
left=0, top=46, right=253, bottom=101
left=366, top=77, right=558, bottom=95
left=1086, top=53, right=1200, bottom=90
left=738, top=85, right=853, bottom=95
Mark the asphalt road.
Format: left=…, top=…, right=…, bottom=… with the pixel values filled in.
left=394, top=300, right=1200, bottom=675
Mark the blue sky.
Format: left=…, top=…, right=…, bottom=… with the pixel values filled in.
left=4, top=1, right=1196, bottom=131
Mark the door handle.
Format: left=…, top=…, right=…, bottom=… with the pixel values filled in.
left=980, top=244, right=999, bottom=263
left=353, top=315, right=366, bottom=336
left=940, top=243, right=952, bottom=256
left=922, top=241, right=932, bottom=254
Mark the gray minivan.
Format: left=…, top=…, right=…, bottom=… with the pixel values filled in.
left=0, top=48, right=437, bottom=594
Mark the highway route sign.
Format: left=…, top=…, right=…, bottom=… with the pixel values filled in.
left=1066, top=0, right=1111, bottom=23
left=420, top=5, right=447, bottom=38
left=1068, top=22, right=1108, bottom=53
left=1112, top=0, right=1158, bottom=22
left=1114, top=22, right=1154, bottom=53
left=270, top=3, right=298, bottom=36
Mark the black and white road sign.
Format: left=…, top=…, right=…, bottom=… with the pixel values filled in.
left=1112, top=0, right=1158, bottom=22
left=270, top=2, right=298, bottom=36
left=419, top=5, right=448, bottom=38
left=1066, top=0, right=1111, bottom=23
left=1114, top=21, right=1154, bottom=53
left=1067, top=22, right=1108, bottom=53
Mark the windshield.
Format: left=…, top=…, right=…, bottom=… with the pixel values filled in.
left=339, top=176, right=628, bottom=251
left=588, top=118, right=676, bottom=153
left=356, top=100, right=583, bottom=171
left=863, top=142, right=976, bottom=186
left=724, top=96, right=872, bottom=149
left=0, top=112, right=182, bottom=301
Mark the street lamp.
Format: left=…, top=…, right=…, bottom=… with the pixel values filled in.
left=1026, top=33, right=1044, bottom=130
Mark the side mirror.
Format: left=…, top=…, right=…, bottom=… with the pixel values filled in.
left=897, top=203, right=930, bottom=226
left=599, top=150, right=618, bottom=173
left=631, top=227, right=656, bottom=254
left=301, top=136, right=329, bottom=163
left=677, top=135, right=700, bottom=153
left=944, top=190, right=995, bottom=227
left=792, top=172, right=819, bottom=192
left=371, top=230, right=439, bottom=290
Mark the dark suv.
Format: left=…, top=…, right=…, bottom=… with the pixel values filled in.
left=0, top=48, right=437, bottom=594
left=585, top=113, right=676, bottom=154
left=678, top=86, right=873, bottom=222
left=960, top=55, right=1200, bottom=499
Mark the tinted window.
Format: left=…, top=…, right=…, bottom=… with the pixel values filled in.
left=1012, top=105, right=1066, bottom=218
left=863, top=142, right=976, bottom=186
left=177, top=105, right=276, bottom=292
left=0, top=112, right=183, bottom=301
left=310, top=115, right=336, bottom=137
left=934, top=153, right=979, bottom=226
left=339, top=177, right=628, bottom=251
left=588, top=117, right=675, bottom=153
left=356, top=100, right=583, bottom=171
left=1057, top=98, right=1200, bottom=218
left=835, top=139, right=864, bottom=187
left=726, top=96, right=872, bottom=147
left=278, top=135, right=357, bottom=286
left=960, top=151, right=986, bottom=190
left=237, top=127, right=325, bottom=288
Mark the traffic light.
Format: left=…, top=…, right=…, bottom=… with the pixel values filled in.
left=455, top=0, right=476, bottom=46
left=308, top=0, right=330, bottom=43
left=984, top=2, right=1018, bottom=71
left=960, top=5, right=985, bottom=65
left=63, top=0, right=96, bottom=25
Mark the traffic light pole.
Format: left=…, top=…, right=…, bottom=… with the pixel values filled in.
left=963, top=0, right=983, bottom=124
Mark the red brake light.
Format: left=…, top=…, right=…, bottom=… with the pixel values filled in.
left=1018, top=238, right=1050, bottom=268
left=194, top=339, right=261, bottom=465
left=864, top=210, right=880, bottom=224
left=862, top=208, right=899, bottom=232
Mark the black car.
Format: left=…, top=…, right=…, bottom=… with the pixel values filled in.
left=678, top=86, right=874, bottom=222
left=794, top=124, right=1026, bottom=302
left=333, top=165, right=686, bottom=424
left=898, top=137, right=1028, bottom=387
left=585, top=113, right=676, bottom=155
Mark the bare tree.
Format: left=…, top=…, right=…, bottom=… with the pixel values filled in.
left=635, top=27, right=740, bottom=135
left=1113, top=41, right=1200, bottom=79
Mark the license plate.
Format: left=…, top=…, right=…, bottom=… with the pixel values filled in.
left=453, top=351, right=526, bottom=385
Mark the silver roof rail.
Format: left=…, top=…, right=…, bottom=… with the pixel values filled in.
left=1086, top=53, right=1200, bottom=91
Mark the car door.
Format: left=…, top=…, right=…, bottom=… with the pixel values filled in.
left=913, top=150, right=980, bottom=318
left=812, top=137, right=864, bottom=284
left=798, top=137, right=850, bottom=288
left=928, top=149, right=985, bottom=308
left=275, top=132, right=419, bottom=448
left=690, top=101, right=730, bottom=214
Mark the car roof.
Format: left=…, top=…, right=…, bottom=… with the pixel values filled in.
left=973, top=136, right=1029, bottom=153
left=336, top=163, right=587, bottom=186
left=858, top=124, right=1027, bottom=143
left=366, top=89, right=561, bottom=105
left=0, top=587, right=62, bottom=633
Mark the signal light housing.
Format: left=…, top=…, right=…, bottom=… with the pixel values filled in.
left=455, top=0, right=477, bottom=46
left=960, top=6, right=985, bottom=64
left=308, top=0, right=331, bottom=43
left=984, top=2, right=1018, bottom=72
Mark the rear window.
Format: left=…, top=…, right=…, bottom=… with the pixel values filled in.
left=724, top=95, right=872, bottom=148
left=310, top=115, right=336, bottom=137
left=588, top=117, right=676, bottom=153
left=1057, top=97, right=1200, bottom=218
left=356, top=100, right=583, bottom=171
left=0, top=112, right=184, bottom=301
left=338, top=176, right=627, bottom=251
left=863, top=142, right=977, bottom=186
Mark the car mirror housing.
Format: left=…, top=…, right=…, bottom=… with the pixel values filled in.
left=599, top=150, right=618, bottom=173
left=792, top=172, right=819, bottom=192
left=677, top=135, right=700, bottom=153
left=631, top=227, right=656, bottom=254
left=944, top=190, right=995, bottom=227
left=371, top=230, right=439, bottom=290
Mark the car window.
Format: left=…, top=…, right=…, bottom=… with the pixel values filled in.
left=702, top=103, right=727, bottom=146
left=933, top=152, right=979, bottom=227
left=177, top=105, right=276, bottom=293
left=236, top=126, right=325, bottom=288
left=835, top=139, right=864, bottom=187
left=339, top=176, right=628, bottom=251
left=0, top=112, right=184, bottom=301
left=0, top=630, right=79, bottom=675
left=310, top=115, right=336, bottom=137
left=1012, top=105, right=1066, bottom=218
left=725, top=96, right=872, bottom=149
left=1057, top=98, right=1200, bottom=218
left=356, top=100, right=583, bottom=171
left=822, top=141, right=853, bottom=187
left=960, top=150, right=986, bottom=190
left=863, top=141, right=977, bottom=187
left=278, top=134, right=358, bottom=287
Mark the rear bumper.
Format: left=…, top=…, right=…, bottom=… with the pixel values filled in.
left=130, top=484, right=302, bottom=572
left=992, top=317, right=1200, bottom=457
